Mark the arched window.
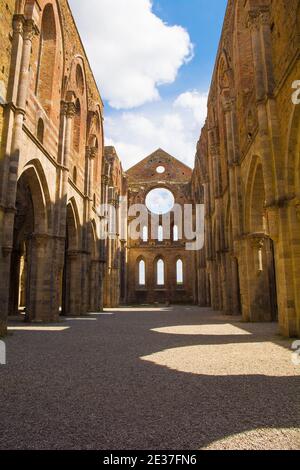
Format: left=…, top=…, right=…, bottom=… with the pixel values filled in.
left=37, top=118, right=44, bottom=143
left=157, top=259, right=165, bottom=286
left=73, top=99, right=81, bottom=152
left=142, top=226, right=148, bottom=242
left=258, top=247, right=263, bottom=272
left=176, top=259, right=183, bottom=285
left=138, top=260, right=146, bottom=286
left=73, top=166, right=77, bottom=185
left=36, top=4, right=57, bottom=114
left=173, top=225, right=179, bottom=241
left=158, top=225, right=163, bottom=242
left=76, top=64, right=85, bottom=95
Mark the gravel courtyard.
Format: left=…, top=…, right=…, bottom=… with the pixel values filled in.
left=0, top=306, right=299, bottom=450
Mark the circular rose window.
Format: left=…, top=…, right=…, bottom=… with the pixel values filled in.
left=145, top=188, right=175, bottom=215
left=156, top=166, right=165, bottom=174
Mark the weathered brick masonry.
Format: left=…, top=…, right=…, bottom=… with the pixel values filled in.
left=0, top=0, right=124, bottom=335
left=192, top=0, right=300, bottom=337
left=126, top=149, right=196, bottom=305
left=0, top=0, right=299, bottom=338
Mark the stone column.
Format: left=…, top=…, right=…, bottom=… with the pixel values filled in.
left=100, top=168, right=109, bottom=307
left=0, top=14, right=24, bottom=202
left=231, top=255, right=241, bottom=315
left=85, top=147, right=99, bottom=311
left=89, top=260, right=103, bottom=312
left=23, top=234, right=62, bottom=323
left=247, top=6, right=279, bottom=205
left=223, top=96, right=241, bottom=238
left=271, top=201, right=299, bottom=336
left=247, top=4, right=297, bottom=335
left=245, top=234, right=274, bottom=322
left=110, top=192, right=121, bottom=308
left=222, top=96, right=243, bottom=315
left=88, top=147, right=97, bottom=200
left=0, top=18, right=37, bottom=336
left=81, top=249, right=90, bottom=315
left=65, top=251, right=82, bottom=317
left=99, top=259, right=107, bottom=311
left=59, top=101, right=76, bottom=235
left=85, top=145, right=97, bottom=218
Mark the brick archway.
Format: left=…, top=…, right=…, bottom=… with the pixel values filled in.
left=8, top=164, right=51, bottom=321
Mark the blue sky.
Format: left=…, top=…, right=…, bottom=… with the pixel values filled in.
left=69, top=0, right=227, bottom=169
left=152, top=0, right=227, bottom=97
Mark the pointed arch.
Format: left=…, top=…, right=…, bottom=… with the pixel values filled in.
left=64, top=56, right=88, bottom=110
left=176, top=258, right=184, bottom=285
left=245, top=155, right=267, bottom=234
left=233, top=0, right=255, bottom=93
left=9, top=158, right=52, bottom=319
left=88, top=220, right=97, bottom=259
left=64, top=57, right=88, bottom=161
left=155, top=257, right=165, bottom=286
left=20, top=159, right=52, bottom=232
left=285, top=103, right=300, bottom=198
left=217, top=50, right=234, bottom=93
left=36, top=3, right=57, bottom=113
left=66, top=197, right=81, bottom=250
left=137, top=257, right=146, bottom=287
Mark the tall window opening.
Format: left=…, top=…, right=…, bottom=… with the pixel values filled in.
left=37, top=118, right=44, bottom=144
left=139, top=260, right=146, bottom=286
left=176, top=259, right=183, bottom=285
left=157, top=259, right=165, bottom=286
left=142, top=226, right=148, bottom=242
left=173, top=225, right=179, bottom=241
left=158, top=225, right=163, bottom=242
left=73, top=99, right=81, bottom=152
left=76, top=64, right=85, bottom=95
left=73, top=166, right=77, bottom=185
left=36, top=4, right=57, bottom=114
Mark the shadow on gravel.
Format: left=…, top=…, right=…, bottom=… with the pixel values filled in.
left=1, top=306, right=299, bottom=450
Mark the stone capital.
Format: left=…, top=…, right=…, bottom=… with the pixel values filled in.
left=247, top=232, right=267, bottom=249
left=222, top=95, right=235, bottom=114
left=85, top=146, right=92, bottom=159
left=86, top=145, right=97, bottom=160
left=247, top=7, right=271, bottom=31
left=209, top=143, right=220, bottom=157
left=61, top=101, right=76, bottom=119
left=23, top=19, right=38, bottom=41
left=247, top=10, right=260, bottom=31
left=90, top=147, right=98, bottom=160
left=12, top=14, right=25, bottom=34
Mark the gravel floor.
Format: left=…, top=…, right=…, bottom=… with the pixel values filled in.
left=0, top=306, right=299, bottom=450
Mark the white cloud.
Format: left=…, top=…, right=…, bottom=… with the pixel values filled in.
left=174, top=91, right=208, bottom=125
left=105, top=91, right=208, bottom=170
left=69, top=0, right=193, bottom=109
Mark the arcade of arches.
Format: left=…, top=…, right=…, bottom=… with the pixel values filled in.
left=0, top=0, right=299, bottom=338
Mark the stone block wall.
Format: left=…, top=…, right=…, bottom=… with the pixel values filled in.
left=192, top=0, right=300, bottom=337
